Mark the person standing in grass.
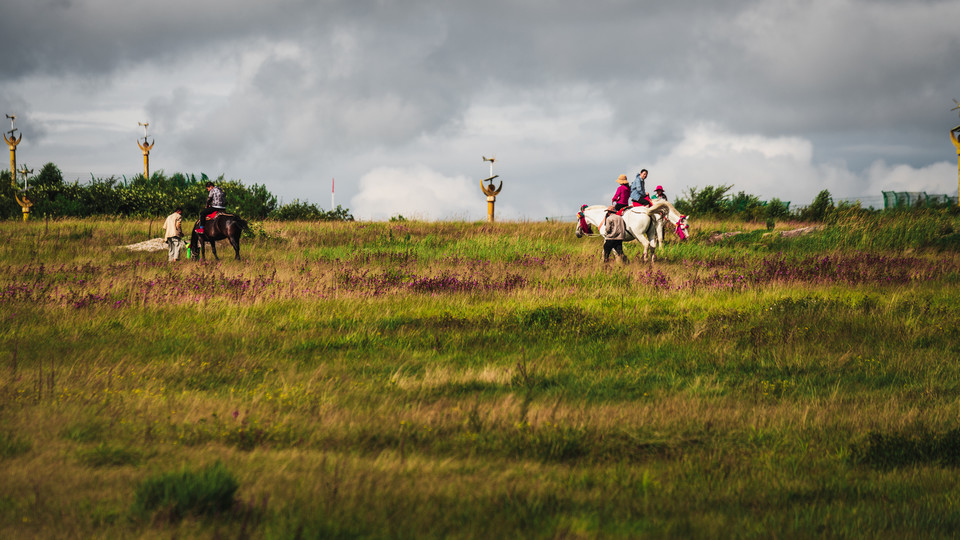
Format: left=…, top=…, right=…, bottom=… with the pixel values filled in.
left=163, top=208, right=184, bottom=262
left=602, top=207, right=628, bottom=263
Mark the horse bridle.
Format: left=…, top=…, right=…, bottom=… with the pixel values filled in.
left=675, top=216, right=689, bottom=240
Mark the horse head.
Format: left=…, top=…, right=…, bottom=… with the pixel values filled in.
left=675, top=215, right=690, bottom=240
left=189, top=228, right=200, bottom=258
left=650, top=200, right=691, bottom=241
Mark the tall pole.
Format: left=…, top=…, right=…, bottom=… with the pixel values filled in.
left=5, top=115, right=31, bottom=221
left=4, top=114, right=20, bottom=184
left=13, top=164, right=33, bottom=222
left=480, top=156, right=503, bottom=223
left=137, top=122, right=154, bottom=179
left=953, top=127, right=960, bottom=206
left=953, top=100, right=960, bottom=206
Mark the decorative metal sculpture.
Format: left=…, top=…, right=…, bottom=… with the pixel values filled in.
left=4, top=114, right=21, bottom=188
left=952, top=100, right=960, bottom=207
left=137, top=121, right=155, bottom=179
left=4, top=114, right=31, bottom=221
left=480, top=156, right=503, bottom=223
left=13, top=164, right=33, bottom=221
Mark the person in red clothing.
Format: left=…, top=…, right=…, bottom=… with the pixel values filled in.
left=611, top=174, right=631, bottom=211
left=601, top=174, right=631, bottom=229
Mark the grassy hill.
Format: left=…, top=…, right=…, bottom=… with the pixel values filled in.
left=1, top=212, right=959, bottom=537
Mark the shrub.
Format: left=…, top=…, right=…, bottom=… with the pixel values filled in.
left=0, top=431, right=31, bottom=458
left=853, top=428, right=960, bottom=469
left=3, top=163, right=347, bottom=220
left=798, top=189, right=834, bottom=221
left=675, top=184, right=732, bottom=216
left=269, top=200, right=354, bottom=221
left=131, top=461, right=238, bottom=520
left=77, top=443, right=142, bottom=467
left=61, top=420, right=106, bottom=443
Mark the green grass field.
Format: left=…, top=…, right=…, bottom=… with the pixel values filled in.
left=1, top=211, right=960, bottom=538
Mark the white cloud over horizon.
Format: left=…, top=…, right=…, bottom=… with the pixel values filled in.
left=2, top=0, right=959, bottom=220
left=345, top=123, right=957, bottom=221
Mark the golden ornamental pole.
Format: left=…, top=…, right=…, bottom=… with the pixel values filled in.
left=4, top=114, right=21, bottom=186
left=952, top=100, right=960, bottom=207
left=137, top=122, right=154, bottom=179
left=13, top=165, right=33, bottom=221
left=952, top=127, right=960, bottom=207
left=480, top=156, right=503, bottom=223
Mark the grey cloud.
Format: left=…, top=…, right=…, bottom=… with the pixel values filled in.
left=3, top=0, right=959, bottom=216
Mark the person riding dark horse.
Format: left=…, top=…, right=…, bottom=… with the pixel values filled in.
left=190, top=213, right=248, bottom=261
left=197, top=181, right=226, bottom=235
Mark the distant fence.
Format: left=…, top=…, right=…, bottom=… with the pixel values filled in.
left=834, top=195, right=885, bottom=209
left=880, top=192, right=958, bottom=210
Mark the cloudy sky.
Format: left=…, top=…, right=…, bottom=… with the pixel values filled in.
left=2, top=0, right=959, bottom=220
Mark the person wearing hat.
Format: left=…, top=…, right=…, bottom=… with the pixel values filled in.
left=601, top=174, right=631, bottom=229
left=651, top=185, right=668, bottom=202
left=611, top=174, right=631, bottom=211
left=602, top=206, right=628, bottom=263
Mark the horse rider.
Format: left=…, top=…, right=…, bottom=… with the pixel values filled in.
left=602, top=206, right=628, bottom=263
left=601, top=174, right=631, bottom=229
left=631, top=169, right=652, bottom=207
left=197, top=181, right=226, bottom=234
left=651, top=185, right=668, bottom=202
left=612, top=174, right=631, bottom=211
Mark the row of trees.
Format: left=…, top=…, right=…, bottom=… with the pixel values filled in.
left=0, top=164, right=353, bottom=221
left=671, top=185, right=958, bottom=222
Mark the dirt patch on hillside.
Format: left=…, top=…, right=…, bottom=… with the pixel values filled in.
left=705, top=226, right=821, bottom=244
left=122, top=238, right=167, bottom=252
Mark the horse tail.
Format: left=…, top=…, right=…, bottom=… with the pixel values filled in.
left=235, top=217, right=249, bottom=230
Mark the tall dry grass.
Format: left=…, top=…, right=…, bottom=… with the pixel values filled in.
left=1, top=215, right=959, bottom=537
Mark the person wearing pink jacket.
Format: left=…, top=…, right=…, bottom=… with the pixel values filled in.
left=611, top=174, right=631, bottom=211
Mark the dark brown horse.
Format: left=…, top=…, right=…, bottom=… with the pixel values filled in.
left=189, top=213, right=248, bottom=260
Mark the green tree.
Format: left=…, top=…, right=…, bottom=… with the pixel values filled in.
left=675, top=184, right=733, bottom=216
left=232, top=183, right=278, bottom=219
left=765, top=198, right=791, bottom=220
left=0, top=170, right=19, bottom=219
left=799, top=190, right=834, bottom=221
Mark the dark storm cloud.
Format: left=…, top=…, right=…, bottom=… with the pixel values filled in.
left=3, top=0, right=959, bottom=218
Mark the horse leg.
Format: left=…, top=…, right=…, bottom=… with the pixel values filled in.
left=634, top=235, right=649, bottom=262
left=228, top=231, right=241, bottom=260
left=210, top=240, right=220, bottom=260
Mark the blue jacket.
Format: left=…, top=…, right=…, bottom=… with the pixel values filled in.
left=630, top=174, right=647, bottom=201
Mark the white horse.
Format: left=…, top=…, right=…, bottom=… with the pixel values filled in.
left=649, top=199, right=691, bottom=245
left=575, top=200, right=691, bottom=262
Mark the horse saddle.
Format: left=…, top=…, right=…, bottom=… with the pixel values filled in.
left=204, top=210, right=238, bottom=222
left=195, top=211, right=235, bottom=235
